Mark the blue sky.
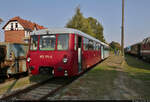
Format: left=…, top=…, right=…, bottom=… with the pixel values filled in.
left=0, top=0, right=150, bottom=47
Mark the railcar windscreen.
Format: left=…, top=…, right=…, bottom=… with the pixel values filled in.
left=30, top=36, right=38, bottom=51
left=39, top=35, right=56, bottom=51
left=57, top=34, right=69, bottom=50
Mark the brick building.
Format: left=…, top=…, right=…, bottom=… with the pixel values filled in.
left=2, top=16, right=46, bottom=43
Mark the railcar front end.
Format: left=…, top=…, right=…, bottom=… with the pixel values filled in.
left=26, top=34, right=78, bottom=77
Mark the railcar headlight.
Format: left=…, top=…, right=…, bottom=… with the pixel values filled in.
left=63, top=58, right=68, bottom=63
left=27, top=57, right=31, bottom=62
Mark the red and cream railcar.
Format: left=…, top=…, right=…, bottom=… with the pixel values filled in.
left=141, top=37, right=150, bottom=61
left=26, top=28, right=108, bottom=77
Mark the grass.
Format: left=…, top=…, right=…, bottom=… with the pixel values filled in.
left=53, top=55, right=122, bottom=100
left=52, top=54, right=150, bottom=100
left=123, top=54, right=150, bottom=99
left=80, top=64, right=118, bottom=99
left=124, top=54, right=150, bottom=81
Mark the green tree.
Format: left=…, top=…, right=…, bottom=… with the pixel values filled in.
left=66, top=7, right=94, bottom=36
left=87, top=17, right=105, bottom=42
left=109, top=41, right=121, bottom=51
left=66, top=7, right=106, bottom=43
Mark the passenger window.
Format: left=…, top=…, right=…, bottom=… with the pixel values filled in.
left=93, top=42, right=96, bottom=50
left=88, top=40, right=94, bottom=50
left=96, top=43, right=99, bottom=51
left=83, top=38, right=89, bottom=51
left=39, top=35, right=56, bottom=51
left=30, top=36, right=38, bottom=51
left=99, top=44, right=101, bottom=51
left=74, top=35, right=77, bottom=50
left=57, top=34, right=69, bottom=50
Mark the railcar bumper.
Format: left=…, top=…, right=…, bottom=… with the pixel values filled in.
left=29, top=64, right=75, bottom=77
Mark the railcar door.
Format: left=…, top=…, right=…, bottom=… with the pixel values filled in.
left=101, top=45, right=104, bottom=59
left=78, top=36, right=82, bottom=73
left=138, top=44, right=141, bottom=57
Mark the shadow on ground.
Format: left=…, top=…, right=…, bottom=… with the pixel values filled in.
left=29, top=74, right=52, bottom=83
left=2, top=79, right=18, bottom=96
left=125, top=54, right=150, bottom=70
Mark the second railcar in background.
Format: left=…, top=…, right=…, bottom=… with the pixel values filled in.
left=130, top=42, right=142, bottom=57
left=125, top=36, right=150, bottom=62
left=26, top=28, right=109, bottom=77
left=141, top=37, right=150, bottom=61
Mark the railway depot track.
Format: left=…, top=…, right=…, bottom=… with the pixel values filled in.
left=1, top=77, right=75, bottom=100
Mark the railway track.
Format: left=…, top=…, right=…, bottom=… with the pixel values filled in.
left=1, top=77, right=75, bottom=100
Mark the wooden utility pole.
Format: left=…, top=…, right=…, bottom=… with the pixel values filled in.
left=121, top=0, right=125, bottom=56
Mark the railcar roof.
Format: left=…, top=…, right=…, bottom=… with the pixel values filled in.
left=130, top=42, right=142, bottom=47
left=31, top=28, right=109, bottom=47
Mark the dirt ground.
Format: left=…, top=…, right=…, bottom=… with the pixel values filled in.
left=48, top=54, right=150, bottom=100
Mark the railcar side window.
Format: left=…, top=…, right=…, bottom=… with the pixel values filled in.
left=30, top=36, right=38, bottom=51
left=83, top=38, right=89, bottom=50
left=93, top=41, right=96, bottom=50
left=74, top=35, right=77, bottom=50
left=96, top=43, right=99, bottom=51
left=39, top=35, right=56, bottom=51
left=99, top=44, right=101, bottom=51
left=88, top=40, right=94, bottom=50
left=57, top=34, right=69, bottom=50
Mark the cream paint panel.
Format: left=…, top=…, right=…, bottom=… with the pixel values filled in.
left=4, top=21, right=24, bottom=30
left=141, top=50, right=150, bottom=53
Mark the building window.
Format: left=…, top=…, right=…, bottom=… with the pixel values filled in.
left=25, top=31, right=30, bottom=38
left=11, top=23, right=13, bottom=30
left=15, top=23, right=18, bottom=28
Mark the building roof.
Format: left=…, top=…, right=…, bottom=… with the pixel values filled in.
left=31, top=28, right=109, bottom=47
left=2, top=16, right=46, bottom=31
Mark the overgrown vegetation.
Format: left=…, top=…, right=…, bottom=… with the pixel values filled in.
left=66, top=7, right=105, bottom=42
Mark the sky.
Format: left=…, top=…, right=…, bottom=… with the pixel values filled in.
left=0, top=0, right=150, bottom=47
